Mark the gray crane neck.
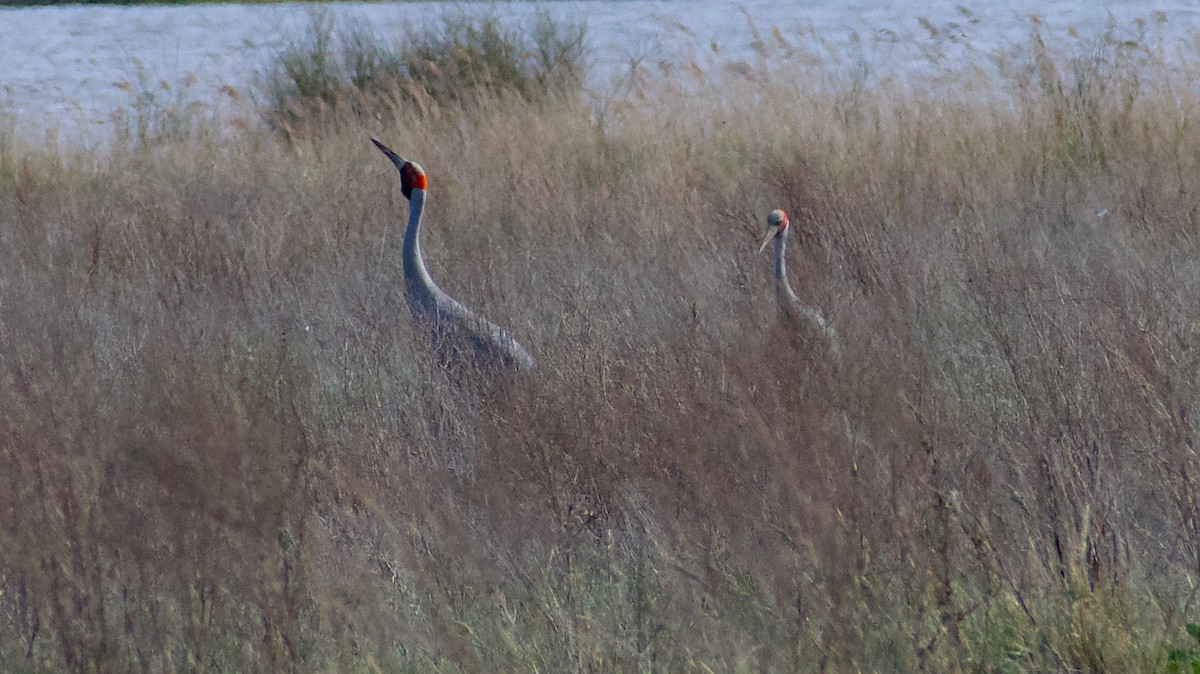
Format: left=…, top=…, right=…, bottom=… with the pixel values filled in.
left=774, top=234, right=801, bottom=305
left=403, top=188, right=440, bottom=298
left=774, top=234, right=787, bottom=280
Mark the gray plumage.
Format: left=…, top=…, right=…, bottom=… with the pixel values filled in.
left=758, top=209, right=840, bottom=358
left=373, top=138, right=535, bottom=371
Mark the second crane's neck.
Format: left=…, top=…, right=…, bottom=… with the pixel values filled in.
left=774, top=233, right=799, bottom=303
left=402, top=188, right=441, bottom=300
left=774, top=233, right=788, bottom=281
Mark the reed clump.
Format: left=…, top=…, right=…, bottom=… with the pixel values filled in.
left=263, top=11, right=587, bottom=137
left=1, top=13, right=1199, bottom=673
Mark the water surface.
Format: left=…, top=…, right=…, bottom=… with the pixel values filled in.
left=1, top=0, right=1195, bottom=138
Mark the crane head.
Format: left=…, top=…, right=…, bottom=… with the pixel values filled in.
left=758, top=209, right=790, bottom=253
left=371, top=138, right=428, bottom=199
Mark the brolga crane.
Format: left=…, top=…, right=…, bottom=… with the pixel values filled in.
left=372, top=138, right=535, bottom=371
left=758, top=209, right=840, bottom=358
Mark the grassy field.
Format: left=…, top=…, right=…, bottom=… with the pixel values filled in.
left=3, top=13, right=1200, bottom=673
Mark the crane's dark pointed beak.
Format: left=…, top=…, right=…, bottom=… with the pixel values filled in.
left=371, top=138, right=406, bottom=170
left=758, top=225, right=779, bottom=254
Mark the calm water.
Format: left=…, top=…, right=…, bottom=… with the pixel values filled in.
left=1, top=0, right=1196, bottom=138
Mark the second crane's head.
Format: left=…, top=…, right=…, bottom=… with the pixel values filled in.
left=371, top=138, right=428, bottom=200
left=758, top=209, right=790, bottom=253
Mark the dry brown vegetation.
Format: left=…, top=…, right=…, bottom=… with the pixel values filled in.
left=3, top=15, right=1200, bottom=673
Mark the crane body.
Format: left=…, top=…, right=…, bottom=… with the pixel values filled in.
left=374, top=138, right=535, bottom=371
left=759, top=209, right=840, bottom=358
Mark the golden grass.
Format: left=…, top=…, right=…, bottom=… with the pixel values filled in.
left=2, top=17, right=1200, bottom=673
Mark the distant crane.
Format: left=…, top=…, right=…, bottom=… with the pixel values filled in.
left=757, top=209, right=840, bottom=358
left=373, top=138, right=535, bottom=371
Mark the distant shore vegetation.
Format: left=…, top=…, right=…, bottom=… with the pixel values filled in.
left=262, top=11, right=587, bottom=137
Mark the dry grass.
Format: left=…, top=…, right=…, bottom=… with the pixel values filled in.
left=3, top=16, right=1200, bottom=673
left=261, top=10, right=587, bottom=139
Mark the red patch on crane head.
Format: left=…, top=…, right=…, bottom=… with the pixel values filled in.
left=400, top=162, right=428, bottom=198
left=767, top=209, right=789, bottom=232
